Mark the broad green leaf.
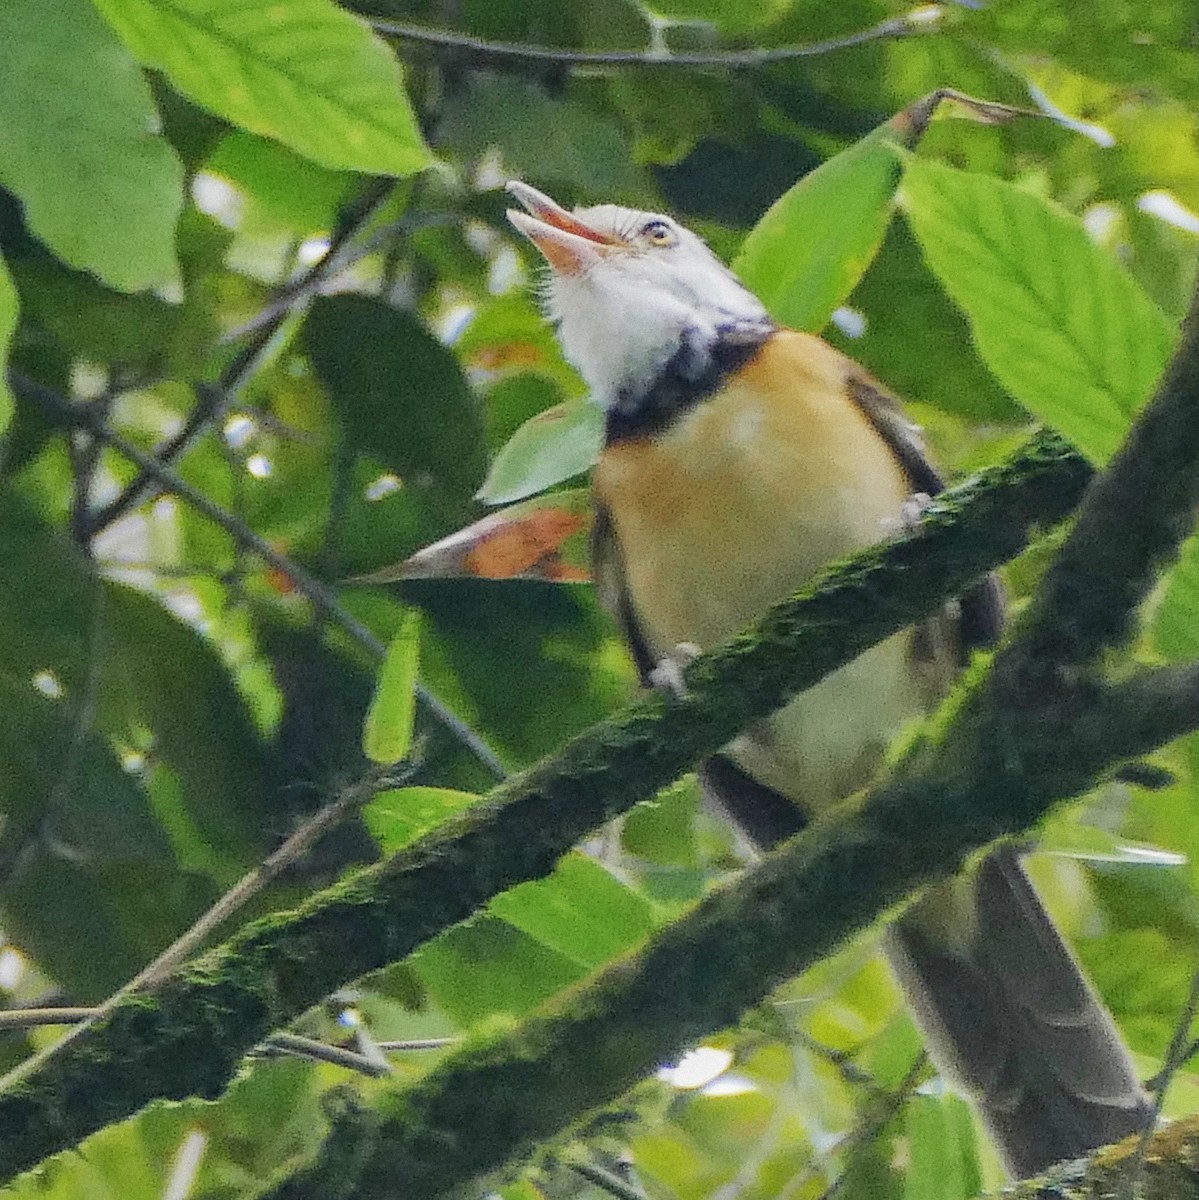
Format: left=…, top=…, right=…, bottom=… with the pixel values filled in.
left=412, top=916, right=584, bottom=1025
left=306, top=296, right=487, bottom=540
left=412, top=855, right=657, bottom=1024
left=900, top=158, right=1175, bottom=463
left=0, top=0, right=183, bottom=291
left=90, top=0, right=430, bottom=176
left=476, top=399, right=603, bottom=506
left=363, top=608, right=421, bottom=764
left=734, top=123, right=902, bottom=332
left=439, top=75, right=644, bottom=194
left=364, top=786, right=479, bottom=853
left=0, top=253, right=14, bottom=434
left=491, top=852, right=657, bottom=968
left=1153, top=534, right=1199, bottom=661
left=968, top=2, right=1199, bottom=106
left=903, top=1094, right=981, bottom=1200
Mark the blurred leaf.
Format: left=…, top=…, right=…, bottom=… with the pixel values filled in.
left=903, top=1093, right=980, bottom=1200
left=622, top=778, right=700, bottom=869
left=734, top=121, right=902, bottom=332
left=203, top=131, right=355, bottom=234
left=0, top=0, right=182, bottom=291
left=968, top=2, right=1199, bottom=105
left=0, top=252, right=13, bottom=433
left=1154, top=534, right=1199, bottom=661
left=356, top=490, right=591, bottom=584
left=477, top=399, right=603, bottom=505
left=440, top=76, right=645, bottom=194
left=307, top=295, right=487, bottom=534
left=412, top=915, right=584, bottom=1025
left=364, top=786, right=479, bottom=853
left=412, top=579, right=631, bottom=766
left=102, top=584, right=274, bottom=879
left=413, top=854, right=657, bottom=1024
left=900, top=157, right=1175, bottom=462
left=10, top=255, right=180, bottom=371
left=491, top=852, right=658, bottom=968
left=828, top=220, right=1021, bottom=424
left=90, top=0, right=430, bottom=175
left=363, top=608, right=421, bottom=764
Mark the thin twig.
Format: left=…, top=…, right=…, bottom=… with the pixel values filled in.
left=569, top=1157, right=651, bottom=1200
left=372, top=12, right=926, bottom=69
left=0, top=1007, right=453, bottom=1062
left=0, top=1009, right=96, bottom=1030
left=375, top=1038, right=456, bottom=1052
left=257, top=1032, right=393, bottom=1078
left=82, top=179, right=398, bottom=537
left=9, top=372, right=507, bottom=779
left=92, top=768, right=393, bottom=1013
left=779, top=1052, right=927, bottom=1200
left=1123, top=964, right=1199, bottom=1199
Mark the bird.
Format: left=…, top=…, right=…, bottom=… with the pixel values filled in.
left=505, top=179, right=1153, bottom=1177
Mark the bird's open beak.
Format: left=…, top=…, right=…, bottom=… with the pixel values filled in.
left=506, top=181, right=620, bottom=276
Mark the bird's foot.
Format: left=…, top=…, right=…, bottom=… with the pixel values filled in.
left=649, top=642, right=702, bottom=699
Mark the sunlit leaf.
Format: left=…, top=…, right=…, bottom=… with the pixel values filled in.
left=900, top=157, right=1175, bottom=462
left=363, top=609, right=421, bottom=765
left=364, top=786, right=479, bottom=853
left=491, top=852, right=657, bottom=968
left=734, top=121, right=902, bottom=332
left=1153, top=534, right=1199, bottom=661
left=477, top=399, right=603, bottom=506
left=90, top=0, right=430, bottom=175
left=0, top=0, right=182, bottom=291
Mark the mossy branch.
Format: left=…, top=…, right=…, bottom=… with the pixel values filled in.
left=976, top=1113, right=1199, bottom=1199
left=250, top=658, right=1199, bottom=1200
left=0, top=430, right=1090, bottom=1183
left=251, top=279, right=1199, bottom=1200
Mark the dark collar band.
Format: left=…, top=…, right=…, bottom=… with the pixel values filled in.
left=605, top=318, right=776, bottom=443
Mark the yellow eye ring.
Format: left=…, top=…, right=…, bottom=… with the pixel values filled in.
left=641, top=220, right=676, bottom=246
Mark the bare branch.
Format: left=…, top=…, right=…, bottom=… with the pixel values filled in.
left=371, top=12, right=930, bottom=71
left=9, top=371, right=507, bottom=780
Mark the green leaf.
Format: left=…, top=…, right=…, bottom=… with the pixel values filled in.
left=0, top=253, right=14, bottom=434
left=364, top=786, right=479, bottom=853
left=734, top=124, right=902, bottom=332
left=491, top=852, right=657, bottom=968
left=306, top=295, right=487, bottom=539
left=1153, top=534, right=1199, bottom=661
left=899, top=158, right=1175, bottom=463
left=439, top=76, right=644, bottom=194
left=89, top=0, right=430, bottom=176
left=903, top=1094, right=980, bottom=1200
left=363, top=608, right=421, bottom=764
left=476, top=399, right=603, bottom=506
left=412, top=916, right=584, bottom=1025
left=0, top=0, right=183, bottom=291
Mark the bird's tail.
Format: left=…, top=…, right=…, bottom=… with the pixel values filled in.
left=885, top=845, right=1152, bottom=1177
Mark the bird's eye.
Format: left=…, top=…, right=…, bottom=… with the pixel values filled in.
left=641, top=219, right=676, bottom=246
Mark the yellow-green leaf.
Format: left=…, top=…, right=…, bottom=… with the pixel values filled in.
left=734, top=123, right=902, bottom=332
left=363, top=609, right=421, bottom=764
left=90, top=0, right=430, bottom=175
left=900, top=157, right=1175, bottom=463
left=0, top=0, right=183, bottom=291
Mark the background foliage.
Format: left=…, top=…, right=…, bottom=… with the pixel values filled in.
left=0, top=1, right=1198, bottom=1197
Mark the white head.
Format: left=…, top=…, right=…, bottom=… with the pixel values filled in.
left=506, top=181, right=771, bottom=410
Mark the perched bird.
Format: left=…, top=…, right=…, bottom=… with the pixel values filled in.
left=506, top=180, right=1152, bottom=1177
